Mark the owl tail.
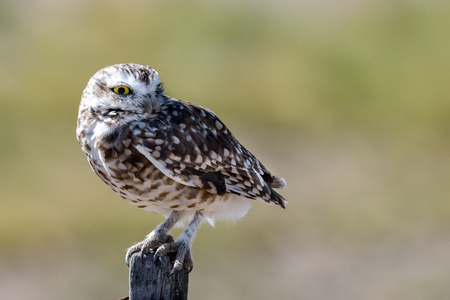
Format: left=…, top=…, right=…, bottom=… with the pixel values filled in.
left=268, top=176, right=287, bottom=208
left=270, top=189, right=287, bottom=208
left=269, top=176, right=286, bottom=189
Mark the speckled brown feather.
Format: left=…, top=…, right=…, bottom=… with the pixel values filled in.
left=76, top=63, right=287, bottom=218
left=129, top=98, right=286, bottom=207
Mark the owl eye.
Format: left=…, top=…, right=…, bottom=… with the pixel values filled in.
left=112, top=85, right=131, bottom=95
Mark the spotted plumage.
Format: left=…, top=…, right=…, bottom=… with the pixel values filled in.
left=76, top=63, right=286, bottom=273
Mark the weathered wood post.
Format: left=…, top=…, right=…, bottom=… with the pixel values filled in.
left=123, top=248, right=190, bottom=300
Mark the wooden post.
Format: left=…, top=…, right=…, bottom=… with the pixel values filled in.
left=124, top=249, right=189, bottom=300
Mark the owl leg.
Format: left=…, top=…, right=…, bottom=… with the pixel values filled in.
left=155, top=211, right=204, bottom=274
left=125, top=211, right=183, bottom=266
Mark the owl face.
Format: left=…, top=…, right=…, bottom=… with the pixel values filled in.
left=81, top=64, right=161, bottom=117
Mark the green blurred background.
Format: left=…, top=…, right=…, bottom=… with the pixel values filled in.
left=1, top=0, right=450, bottom=299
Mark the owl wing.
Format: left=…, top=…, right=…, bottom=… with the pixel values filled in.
left=132, top=99, right=286, bottom=207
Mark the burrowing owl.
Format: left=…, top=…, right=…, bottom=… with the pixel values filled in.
left=76, top=63, right=286, bottom=273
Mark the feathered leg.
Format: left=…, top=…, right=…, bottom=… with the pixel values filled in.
left=125, top=211, right=183, bottom=266
left=155, top=211, right=204, bottom=274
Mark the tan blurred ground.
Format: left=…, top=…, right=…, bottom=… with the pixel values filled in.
left=1, top=1, right=450, bottom=299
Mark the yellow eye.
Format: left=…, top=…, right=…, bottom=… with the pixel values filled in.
left=113, top=85, right=131, bottom=95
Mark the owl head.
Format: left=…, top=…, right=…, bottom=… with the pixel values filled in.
left=81, top=63, right=162, bottom=117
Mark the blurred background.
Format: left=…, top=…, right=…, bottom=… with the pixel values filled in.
left=1, top=0, right=450, bottom=299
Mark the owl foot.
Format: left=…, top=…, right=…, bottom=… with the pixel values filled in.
left=154, top=238, right=193, bottom=275
left=125, top=233, right=174, bottom=266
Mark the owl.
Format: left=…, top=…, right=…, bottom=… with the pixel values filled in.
left=76, top=63, right=286, bottom=273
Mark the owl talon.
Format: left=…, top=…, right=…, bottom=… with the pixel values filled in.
left=170, top=260, right=184, bottom=275
left=140, top=247, right=147, bottom=264
left=155, top=240, right=193, bottom=274
left=183, top=250, right=194, bottom=273
left=186, top=263, right=194, bottom=274
left=125, top=233, right=174, bottom=266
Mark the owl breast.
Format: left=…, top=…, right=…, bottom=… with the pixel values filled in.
left=78, top=113, right=252, bottom=220
left=81, top=132, right=250, bottom=221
